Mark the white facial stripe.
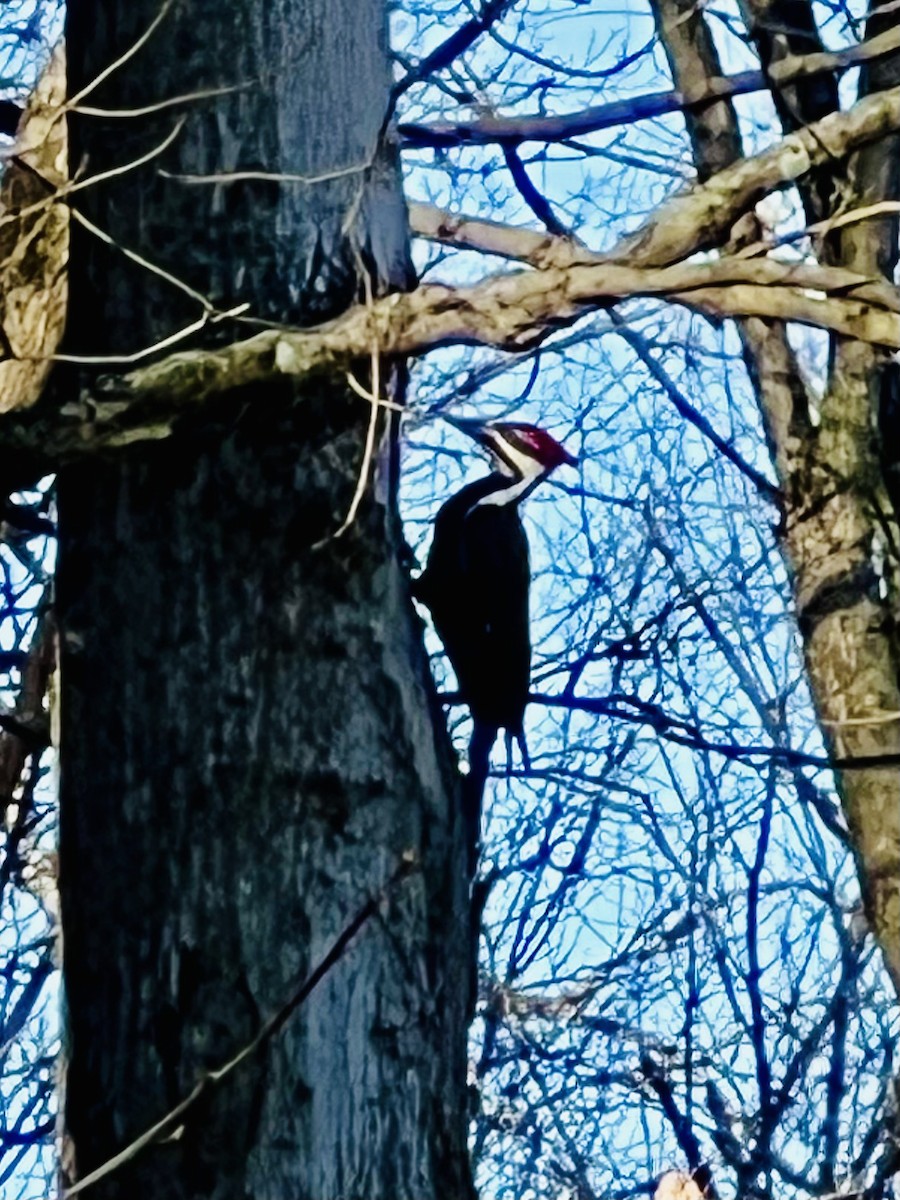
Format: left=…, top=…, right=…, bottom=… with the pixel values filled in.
left=473, top=475, right=534, bottom=509
left=487, top=433, right=547, bottom=482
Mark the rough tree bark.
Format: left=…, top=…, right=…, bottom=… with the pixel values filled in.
left=57, top=2, right=474, bottom=1198
left=805, top=0, right=900, bottom=993
left=0, top=46, right=67, bottom=416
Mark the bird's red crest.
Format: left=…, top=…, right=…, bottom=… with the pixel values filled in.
left=498, top=423, right=578, bottom=470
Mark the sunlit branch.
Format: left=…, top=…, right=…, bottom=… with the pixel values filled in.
left=4, top=249, right=900, bottom=469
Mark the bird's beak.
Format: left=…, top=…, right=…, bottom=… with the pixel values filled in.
left=443, top=415, right=490, bottom=446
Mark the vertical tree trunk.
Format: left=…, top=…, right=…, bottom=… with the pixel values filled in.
left=58, top=3, right=474, bottom=1197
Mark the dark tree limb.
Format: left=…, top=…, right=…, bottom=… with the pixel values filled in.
left=399, top=25, right=900, bottom=148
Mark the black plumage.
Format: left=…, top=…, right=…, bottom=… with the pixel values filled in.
left=414, top=419, right=576, bottom=871
left=415, top=472, right=532, bottom=741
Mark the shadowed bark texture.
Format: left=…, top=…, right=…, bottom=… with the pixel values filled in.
left=58, top=2, right=474, bottom=1198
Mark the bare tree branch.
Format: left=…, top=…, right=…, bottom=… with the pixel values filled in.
left=398, top=25, right=900, bottom=148
left=3, top=250, right=900, bottom=470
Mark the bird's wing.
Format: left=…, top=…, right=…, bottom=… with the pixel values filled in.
left=417, top=483, right=533, bottom=732
left=452, top=505, right=531, bottom=730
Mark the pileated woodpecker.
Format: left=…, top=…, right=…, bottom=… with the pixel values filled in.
left=414, top=417, right=577, bottom=782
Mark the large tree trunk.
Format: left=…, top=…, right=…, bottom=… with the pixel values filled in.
left=57, top=3, right=474, bottom=1197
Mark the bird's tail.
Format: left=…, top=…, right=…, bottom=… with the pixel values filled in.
left=463, top=721, right=497, bottom=1021
left=504, top=728, right=530, bottom=773
left=463, top=721, right=496, bottom=877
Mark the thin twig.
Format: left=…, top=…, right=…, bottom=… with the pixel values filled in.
left=527, top=691, right=900, bottom=771
left=0, top=119, right=186, bottom=236
left=749, top=200, right=900, bottom=253
left=322, top=283, right=383, bottom=545
left=345, top=371, right=405, bottom=413
left=68, top=118, right=186, bottom=195
left=46, top=304, right=250, bottom=367
left=73, top=82, right=250, bottom=119
left=611, top=315, right=781, bottom=500
left=160, top=162, right=370, bottom=187
left=70, top=208, right=215, bottom=311
left=66, top=0, right=176, bottom=110
left=311, top=265, right=388, bottom=549
left=331, top=347, right=381, bottom=539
